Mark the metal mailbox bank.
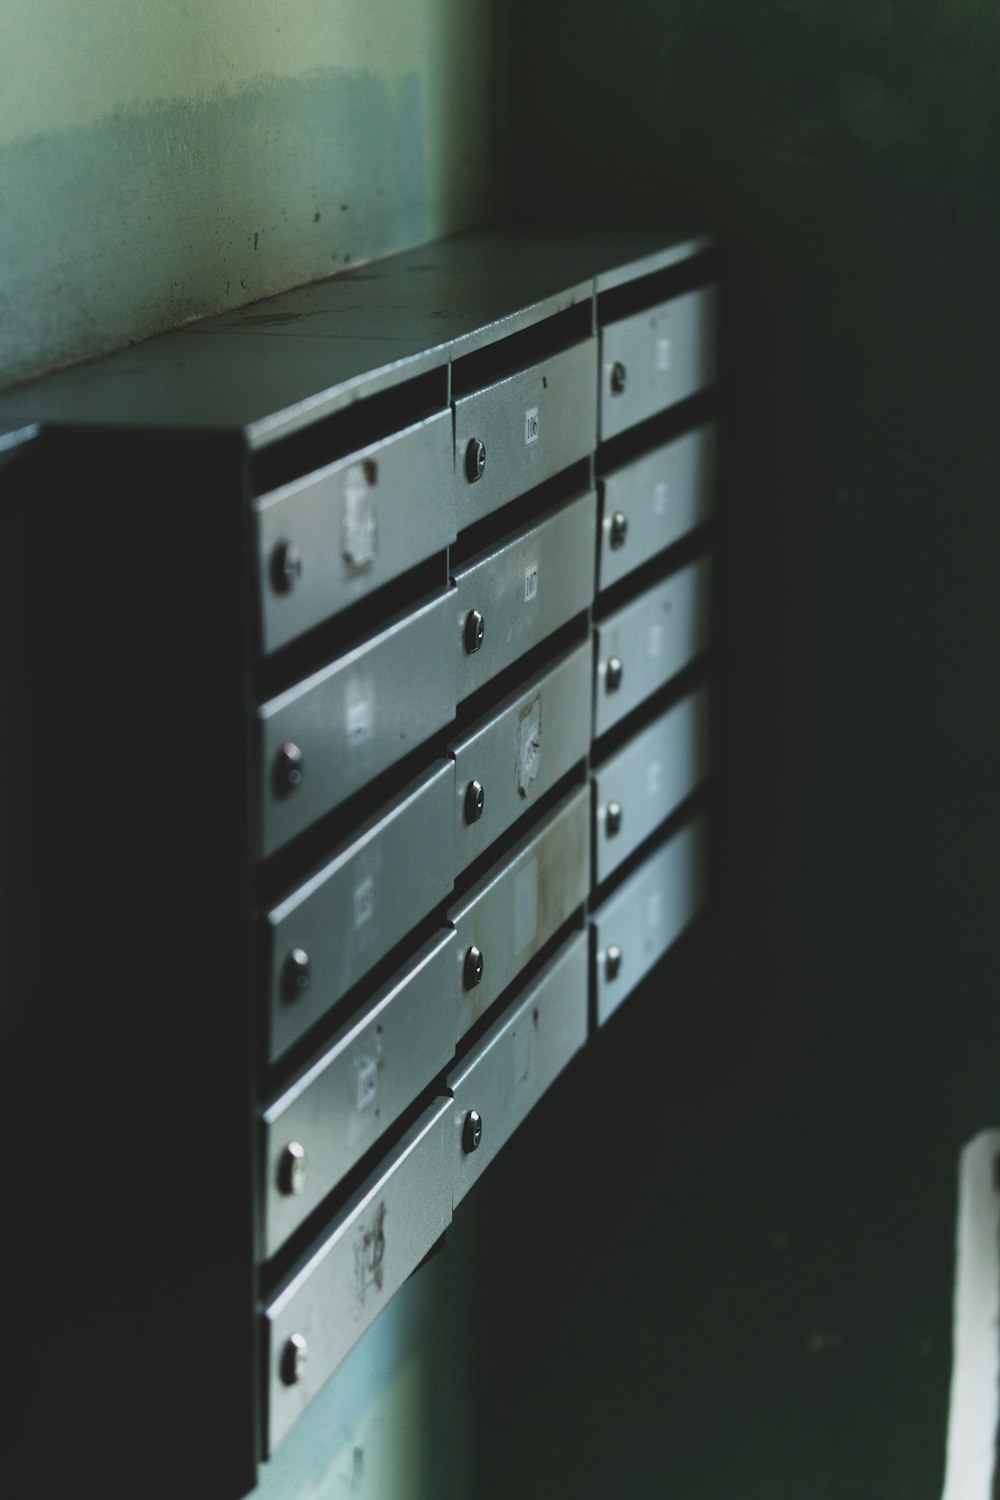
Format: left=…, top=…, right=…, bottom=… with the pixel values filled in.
left=0, top=228, right=718, bottom=1498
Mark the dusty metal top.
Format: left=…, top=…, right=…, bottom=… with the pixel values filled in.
left=0, top=227, right=711, bottom=448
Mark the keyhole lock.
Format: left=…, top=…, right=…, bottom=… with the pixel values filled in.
left=465, top=438, right=487, bottom=483
left=609, top=511, right=628, bottom=549
left=282, top=947, right=311, bottom=1003
left=464, top=945, right=484, bottom=990
left=279, top=1141, right=307, bottom=1196
left=282, top=1333, right=309, bottom=1386
left=610, top=362, right=628, bottom=395
left=271, top=541, right=303, bottom=594
left=606, top=945, right=623, bottom=981
left=464, top=609, right=485, bottom=655
left=605, top=657, right=623, bottom=693
left=463, top=1109, right=483, bottom=1154
left=275, top=741, right=304, bottom=795
left=606, top=801, right=623, bottom=836
left=465, top=779, right=485, bottom=824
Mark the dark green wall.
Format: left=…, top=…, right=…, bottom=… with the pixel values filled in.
left=475, top=5, right=1000, bottom=1494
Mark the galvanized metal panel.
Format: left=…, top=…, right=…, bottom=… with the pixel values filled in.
left=600, top=286, right=718, bottom=441
left=449, top=639, right=591, bottom=876
left=594, top=688, right=710, bottom=884
left=453, top=338, right=598, bottom=528
left=589, top=233, right=715, bottom=293
left=263, top=1096, right=454, bottom=1454
left=193, top=246, right=596, bottom=366
left=257, top=590, right=457, bottom=858
left=261, top=929, right=457, bottom=1257
left=592, top=816, right=708, bottom=1028
left=394, top=227, right=713, bottom=301
left=598, top=423, right=717, bottom=593
left=255, top=411, right=454, bottom=654
left=447, top=930, right=588, bottom=1206
left=266, top=760, right=455, bottom=1062
left=449, top=785, right=590, bottom=1039
left=454, top=491, right=596, bottom=700
left=594, top=558, right=712, bottom=738
left=0, top=325, right=448, bottom=445
left=0, top=233, right=709, bottom=443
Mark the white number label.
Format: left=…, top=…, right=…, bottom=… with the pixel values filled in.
left=356, top=1055, right=378, bottom=1112
left=524, top=406, right=539, bottom=445
left=653, top=480, right=669, bottom=516
left=342, top=462, right=378, bottom=570
left=517, top=696, right=542, bottom=796
left=514, top=860, right=539, bottom=955
left=346, top=695, right=373, bottom=746
left=655, top=337, right=671, bottom=373
left=353, top=876, right=375, bottom=929
left=524, top=563, right=539, bottom=602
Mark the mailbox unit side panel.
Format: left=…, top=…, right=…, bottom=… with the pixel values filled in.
left=0, top=428, right=260, bottom=1500
left=0, top=427, right=43, bottom=1049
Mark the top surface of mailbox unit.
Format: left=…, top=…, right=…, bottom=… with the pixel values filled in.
left=0, top=228, right=712, bottom=447
left=434, top=227, right=713, bottom=294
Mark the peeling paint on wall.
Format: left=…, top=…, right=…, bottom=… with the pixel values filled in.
left=0, top=0, right=493, bottom=387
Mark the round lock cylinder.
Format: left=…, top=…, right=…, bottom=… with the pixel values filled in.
left=609, top=511, right=629, bottom=549
left=279, top=1141, right=307, bottom=1196
left=464, top=779, right=485, bottom=824
left=605, top=944, right=623, bottom=981
left=605, top=657, right=623, bottom=693
left=605, top=801, right=623, bottom=837
left=465, top=438, right=487, bottom=483
left=463, top=945, right=484, bottom=990
left=610, top=361, right=628, bottom=395
left=464, top=609, right=485, bottom=655
left=282, top=1333, right=309, bottom=1386
left=271, top=540, right=303, bottom=594
left=275, top=741, right=304, bottom=795
left=462, top=1110, right=483, bottom=1154
left=281, top=947, right=311, bottom=1003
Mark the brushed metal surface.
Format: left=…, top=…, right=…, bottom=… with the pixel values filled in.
left=449, top=639, right=591, bottom=875
left=454, top=338, right=598, bottom=528
left=261, top=929, right=457, bottom=1257
left=447, top=929, right=588, bottom=1205
left=600, top=286, right=718, bottom=441
left=266, top=760, right=455, bottom=1062
left=193, top=243, right=596, bottom=367
left=385, top=227, right=713, bottom=299
left=592, top=815, right=708, bottom=1027
left=257, top=590, right=456, bottom=857
left=0, top=230, right=710, bottom=444
left=0, top=324, right=448, bottom=446
left=594, top=558, right=712, bottom=738
left=593, top=688, right=710, bottom=883
left=449, top=785, right=590, bottom=1039
left=263, top=1097, right=453, bottom=1453
left=255, top=411, right=454, bottom=654
left=454, top=491, right=596, bottom=700
left=598, top=423, right=717, bottom=593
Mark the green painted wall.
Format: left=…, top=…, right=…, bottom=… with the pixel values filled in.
left=0, top=0, right=495, bottom=387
